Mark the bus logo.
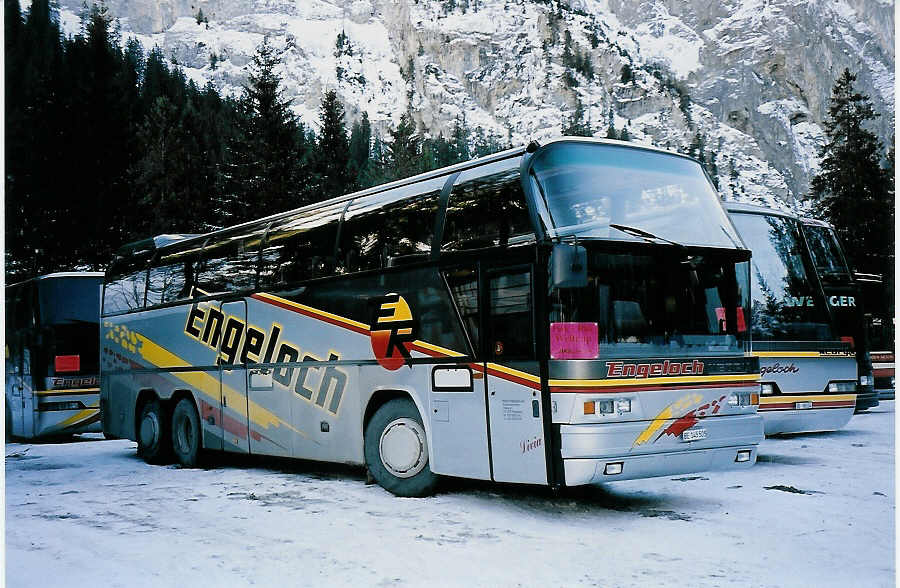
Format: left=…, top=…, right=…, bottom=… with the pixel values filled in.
left=370, top=293, right=417, bottom=371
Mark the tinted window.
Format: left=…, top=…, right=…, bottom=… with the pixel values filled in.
left=531, top=142, right=741, bottom=247
left=297, top=266, right=470, bottom=356
left=803, top=224, right=852, bottom=282
left=730, top=213, right=832, bottom=340
left=488, top=269, right=534, bottom=359
left=444, top=267, right=480, bottom=355
left=258, top=201, right=344, bottom=289
left=443, top=159, right=533, bottom=252
left=196, top=233, right=261, bottom=295
left=147, top=253, right=199, bottom=306
left=550, top=248, right=749, bottom=357
left=103, top=258, right=148, bottom=315
left=338, top=178, right=444, bottom=273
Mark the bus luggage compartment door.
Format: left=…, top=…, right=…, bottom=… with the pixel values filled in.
left=218, top=301, right=250, bottom=454
left=427, top=364, right=491, bottom=480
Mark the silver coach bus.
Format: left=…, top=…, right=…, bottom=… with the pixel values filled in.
left=726, top=203, right=857, bottom=434
left=101, top=138, right=763, bottom=496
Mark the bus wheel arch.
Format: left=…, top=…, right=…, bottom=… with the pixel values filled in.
left=135, top=391, right=172, bottom=464
left=170, top=392, right=202, bottom=467
left=363, top=393, right=438, bottom=497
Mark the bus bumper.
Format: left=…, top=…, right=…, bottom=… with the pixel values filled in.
left=761, top=406, right=854, bottom=436
left=855, top=387, right=880, bottom=411
left=563, top=445, right=758, bottom=485
left=559, top=413, right=763, bottom=485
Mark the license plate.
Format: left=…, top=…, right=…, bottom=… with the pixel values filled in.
left=795, top=401, right=813, bottom=410
left=682, top=428, right=708, bottom=442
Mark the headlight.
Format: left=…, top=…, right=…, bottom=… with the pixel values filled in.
left=728, top=392, right=753, bottom=406
left=828, top=381, right=856, bottom=393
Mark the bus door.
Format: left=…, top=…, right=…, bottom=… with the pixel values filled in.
left=483, top=264, right=547, bottom=485
left=5, top=337, right=31, bottom=438
left=218, top=300, right=250, bottom=454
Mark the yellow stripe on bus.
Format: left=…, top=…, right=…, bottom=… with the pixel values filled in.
left=133, top=331, right=308, bottom=439
left=54, top=408, right=100, bottom=429
left=34, top=388, right=100, bottom=396
left=549, top=373, right=760, bottom=388
left=485, top=363, right=541, bottom=383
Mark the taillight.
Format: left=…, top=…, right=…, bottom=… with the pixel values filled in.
left=840, top=336, right=855, bottom=349
left=55, top=355, right=80, bottom=373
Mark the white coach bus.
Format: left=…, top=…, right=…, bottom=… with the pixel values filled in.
left=101, top=138, right=763, bottom=496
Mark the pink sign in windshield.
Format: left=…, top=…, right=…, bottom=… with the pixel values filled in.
left=550, top=322, right=599, bottom=359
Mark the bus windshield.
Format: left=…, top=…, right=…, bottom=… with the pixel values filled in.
left=530, top=142, right=741, bottom=248
left=549, top=245, right=750, bottom=357
left=730, top=213, right=833, bottom=340
left=803, top=223, right=853, bottom=284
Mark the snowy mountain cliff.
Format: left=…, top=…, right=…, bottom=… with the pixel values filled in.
left=53, top=0, right=895, bottom=208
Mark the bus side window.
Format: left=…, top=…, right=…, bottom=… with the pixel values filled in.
left=487, top=269, right=535, bottom=359
left=442, top=161, right=533, bottom=253
left=443, top=267, right=480, bottom=356
left=338, top=181, right=443, bottom=274
left=259, top=224, right=338, bottom=289
left=146, top=256, right=197, bottom=306
left=103, top=260, right=148, bottom=315
left=196, top=236, right=259, bottom=295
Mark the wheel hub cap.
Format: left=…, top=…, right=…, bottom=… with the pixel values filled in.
left=140, top=413, right=159, bottom=447
left=379, top=418, right=427, bottom=478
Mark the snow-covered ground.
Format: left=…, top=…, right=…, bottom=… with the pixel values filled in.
left=6, top=403, right=895, bottom=587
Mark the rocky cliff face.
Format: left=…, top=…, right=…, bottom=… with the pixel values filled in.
left=54, top=0, right=895, bottom=207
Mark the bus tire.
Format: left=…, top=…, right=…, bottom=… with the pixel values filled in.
left=171, top=398, right=202, bottom=467
left=364, top=398, right=438, bottom=497
left=137, top=398, right=171, bottom=464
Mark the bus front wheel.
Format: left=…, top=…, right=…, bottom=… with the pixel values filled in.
left=137, top=398, right=171, bottom=464
left=171, top=398, right=202, bottom=467
left=364, top=398, right=438, bottom=497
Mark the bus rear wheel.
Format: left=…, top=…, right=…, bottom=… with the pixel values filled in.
left=171, top=398, right=202, bottom=467
left=137, top=398, right=171, bottom=464
left=364, top=398, right=438, bottom=497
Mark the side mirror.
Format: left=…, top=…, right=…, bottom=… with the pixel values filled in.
left=549, top=243, right=588, bottom=289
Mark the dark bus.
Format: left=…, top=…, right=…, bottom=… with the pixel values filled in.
left=801, top=217, right=888, bottom=406
left=5, top=272, right=103, bottom=438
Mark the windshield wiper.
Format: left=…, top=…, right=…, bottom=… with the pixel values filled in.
left=609, top=224, right=685, bottom=249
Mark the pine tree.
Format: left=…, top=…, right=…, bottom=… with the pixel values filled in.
left=809, top=68, right=893, bottom=276
left=562, top=99, right=591, bottom=137
left=385, top=112, right=421, bottom=181
left=219, top=39, right=303, bottom=223
left=315, top=89, right=351, bottom=199
left=347, top=112, right=372, bottom=189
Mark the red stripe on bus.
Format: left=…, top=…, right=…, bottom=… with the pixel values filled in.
left=873, top=368, right=894, bottom=377
left=759, top=401, right=855, bottom=411
left=550, top=381, right=758, bottom=394
left=250, top=294, right=370, bottom=336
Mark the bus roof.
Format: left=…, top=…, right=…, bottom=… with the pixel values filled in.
left=7, top=272, right=104, bottom=289
left=137, top=137, right=713, bottom=259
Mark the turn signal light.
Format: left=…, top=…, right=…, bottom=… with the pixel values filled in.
left=750, top=393, right=759, bottom=406
left=583, top=401, right=595, bottom=415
